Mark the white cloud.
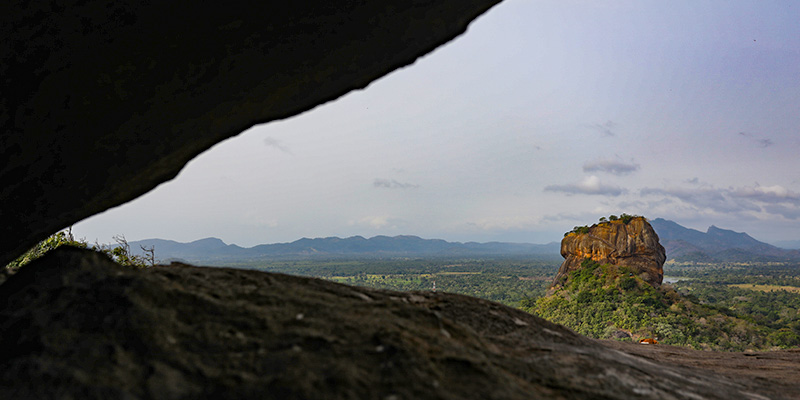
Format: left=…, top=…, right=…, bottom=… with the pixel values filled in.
left=730, top=184, right=800, bottom=204
left=763, top=205, right=800, bottom=220
left=348, top=216, right=406, bottom=230
left=640, top=186, right=757, bottom=214
left=467, top=216, right=541, bottom=231
left=641, top=183, right=800, bottom=218
left=544, top=176, right=625, bottom=196
left=367, top=216, right=389, bottom=229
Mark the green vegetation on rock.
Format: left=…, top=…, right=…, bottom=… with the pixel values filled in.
left=4, top=230, right=155, bottom=273
left=525, top=258, right=799, bottom=351
left=565, top=213, right=642, bottom=236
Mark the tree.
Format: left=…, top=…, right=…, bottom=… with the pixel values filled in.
left=101, top=235, right=154, bottom=268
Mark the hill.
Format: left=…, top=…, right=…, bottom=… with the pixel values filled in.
left=527, top=258, right=790, bottom=350
left=650, top=218, right=800, bottom=262
left=528, top=215, right=800, bottom=351
left=124, top=236, right=561, bottom=264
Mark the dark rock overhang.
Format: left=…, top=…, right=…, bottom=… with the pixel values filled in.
left=1, top=1, right=502, bottom=265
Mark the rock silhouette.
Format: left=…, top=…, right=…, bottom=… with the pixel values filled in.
left=0, top=1, right=501, bottom=267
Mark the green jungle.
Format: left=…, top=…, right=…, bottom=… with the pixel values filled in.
left=6, top=232, right=800, bottom=352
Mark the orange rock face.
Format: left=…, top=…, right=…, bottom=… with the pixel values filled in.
left=553, top=217, right=666, bottom=287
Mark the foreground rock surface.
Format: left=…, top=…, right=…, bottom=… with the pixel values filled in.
left=0, top=248, right=789, bottom=399
left=601, top=340, right=800, bottom=399
left=555, top=217, right=666, bottom=288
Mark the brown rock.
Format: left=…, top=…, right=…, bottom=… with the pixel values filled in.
left=553, top=217, right=666, bottom=287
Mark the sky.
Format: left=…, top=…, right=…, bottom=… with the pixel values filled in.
left=75, top=0, right=800, bottom=247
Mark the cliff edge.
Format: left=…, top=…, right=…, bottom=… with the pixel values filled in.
left=554, top=216, right=666, bottom=288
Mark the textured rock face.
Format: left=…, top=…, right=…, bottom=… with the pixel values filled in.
left=0, top=248, right=787, bottom=399
left=0, top=1, right=501, bottom=266
left=554, top=217, right=666, bottom=287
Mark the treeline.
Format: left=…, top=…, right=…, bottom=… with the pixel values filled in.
left=667, top=263, right=800, bottom=287
left=332, top=272, right=551, bottom=307
left=675, top=282, right=800, bottom=334
left=240, top=258, right=559, bottom=279
left=239, top=258, right=559, bottom=308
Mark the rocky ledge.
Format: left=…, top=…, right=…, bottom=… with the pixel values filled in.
left=0, top=247, right=787, bottom=399
left=555, top=217, right=666, bottom=288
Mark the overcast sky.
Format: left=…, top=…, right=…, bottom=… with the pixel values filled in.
left=75, top=0, right=800, bottom=247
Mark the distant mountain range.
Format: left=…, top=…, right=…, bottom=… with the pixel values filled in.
left=649, top=218, right=800, bottom=263
left=126, top=218, right=800, bottom=265
left=126, top=236, right=562, bottom=264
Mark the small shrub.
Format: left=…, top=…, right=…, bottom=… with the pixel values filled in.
left=5, top=230, right=155, bottom=272
left=620, top=277, right=638, bottom=291
left=575, top=290, right=593, bottom=303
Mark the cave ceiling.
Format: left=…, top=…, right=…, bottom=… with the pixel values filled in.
left=1, top=1, right=502, bottom=265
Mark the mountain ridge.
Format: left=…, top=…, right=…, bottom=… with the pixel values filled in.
left=123, top=219, right=800, bottom=264
left=649, top=218, right=800, bottom=262
left=125, top=235, right=562, bottom=264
